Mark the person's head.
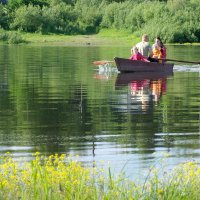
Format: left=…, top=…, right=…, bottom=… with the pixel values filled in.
left=131, top=46, right=138, bottom=54
left=154, top=44, right=159, bottom=50
left=142, top=34, right=149, bottom=42
left=155, top=36, right=163, bottom=47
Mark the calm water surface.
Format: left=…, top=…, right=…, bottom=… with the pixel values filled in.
left=0, top=44, right=199, bottom=179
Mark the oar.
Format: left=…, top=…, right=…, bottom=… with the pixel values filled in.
left=162, top=58, right=200, bottom=64
left=93, top=58, right=200, bottom=65
left=93, top=60, right=114, bottom=65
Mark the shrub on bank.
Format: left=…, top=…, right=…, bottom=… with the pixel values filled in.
left=0, top=28, right=7, bottom=40
left=7, top=31, right=25, bottom=44
left=0, top=29, right=25, bottom=43
left=1, top=153, right=200, bottom=200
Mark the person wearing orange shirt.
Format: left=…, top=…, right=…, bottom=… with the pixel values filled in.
left=152, top=37, right=167, bottom=62
left=152, top=44, right=162, bottom=59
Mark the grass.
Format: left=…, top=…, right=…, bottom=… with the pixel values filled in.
left=1, top=29, right=200, bottom=46
left=1, top=152, right=200, bottom=200
left=0, top=29, right=140, bottom=46
left=21, top=30, right=139, bottom=46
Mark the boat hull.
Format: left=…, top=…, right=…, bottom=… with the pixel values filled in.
left=114, top=57, right=174, bottom=73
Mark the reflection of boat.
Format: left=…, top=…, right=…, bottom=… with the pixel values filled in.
left=93, top=73, right=110, bottom=80
left=115, top=57, right=174, bottom=73
left=115, top=71, right=173, bottom=86
left=114, top=71, right=171, bottom=112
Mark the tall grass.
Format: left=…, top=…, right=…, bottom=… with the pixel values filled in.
left=0, top=153, right=200, bottom=200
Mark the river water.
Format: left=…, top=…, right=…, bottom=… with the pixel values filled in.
left=0, top=44, right=199, bottom=180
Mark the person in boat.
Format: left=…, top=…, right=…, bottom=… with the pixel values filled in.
left=130, top=46, right=149, bottom=62
left=152, top=44, right=162, bottom=59
left=134, top=34, right=160, bottom=62
left=152, top=37, right=167, bottom=62
left=135, top=34, right=153, bottom=58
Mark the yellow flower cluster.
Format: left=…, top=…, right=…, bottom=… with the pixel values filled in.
left=1, top=153, right=200, bottom=200
left=0, top=153, right=94, bottom=200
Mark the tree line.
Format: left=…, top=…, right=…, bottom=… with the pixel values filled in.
left=0, top=0, right=200, bottom=42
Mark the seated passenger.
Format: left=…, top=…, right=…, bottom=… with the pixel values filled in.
left=152, top=37, right=167, bottom=62
left=160, top=45, right=167, bottom=59
left=135, top=34, right=153, bottom=57
left=152, top=44, right=162, bottom=59
left=130, top=46, right=149, bottom=62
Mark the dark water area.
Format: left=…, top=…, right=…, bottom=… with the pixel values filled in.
left=0, top=44, right=199, bottom=179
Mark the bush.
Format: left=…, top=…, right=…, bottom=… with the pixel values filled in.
left=42, top=3, right=79, bottom=34
left=0, top=29, right=25, bottom=43
left=0, top=28, right=7, bottom=40
left=7, top=31, right=25, bottom=44
left=10, top=4, right=42, bottom=32
left=0, top=4, right=10, bottom=29
left=101, top=2, right=120, bottom=28
left=7, top=0, right=23, bottom=9
left=74, top=0, right=102, bottom=34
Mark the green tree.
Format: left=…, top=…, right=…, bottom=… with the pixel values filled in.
left=42, top=3, right=79, bottom=33
left=74, top=0, right=102, bottom=33
left=0, top=4, right=10, bottom=29
left=10, top=5, right=42, bottom=32
left=22, top=0, right=48, bottom=6
left=7, top=0, right=23, bottom=9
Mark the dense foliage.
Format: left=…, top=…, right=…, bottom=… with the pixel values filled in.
left=0, top=0, right=200, bottom=42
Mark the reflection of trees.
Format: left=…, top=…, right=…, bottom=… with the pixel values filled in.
left=0, top=46, right=96, bottom=154
left=160, top=72, right=200, bottom=133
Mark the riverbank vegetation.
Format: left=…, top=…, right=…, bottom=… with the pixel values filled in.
left=0, top=0, right=200, bottom=44
left=0, top=28, right=139, bottom=45
left=1, top=153, right=200, bottom=199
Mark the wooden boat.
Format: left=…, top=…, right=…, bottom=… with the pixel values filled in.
left=114, top=57, right=174, bottom=73
left=115, top=71, right=173, bottom=87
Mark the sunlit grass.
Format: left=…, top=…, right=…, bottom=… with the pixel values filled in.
left=1, top=153, right=200, bottom=200
left=0, top=29, right=139, bottom=46
left=97, top=29, right=140, bottom=45
left=22, top=32, right=73, bottom=43
left=22, top=30, right=138, bottom=46
left=1, top=29, right=200, bottom=46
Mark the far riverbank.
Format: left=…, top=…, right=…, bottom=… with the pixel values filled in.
left=21, top=29, right=139, bottom=46
left=1, top=29, right=199, bottom=46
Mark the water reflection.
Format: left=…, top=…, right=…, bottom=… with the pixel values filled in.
left=0, top=44, right=200, bottom=180
left=115, top=71, right=173, bottom=113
